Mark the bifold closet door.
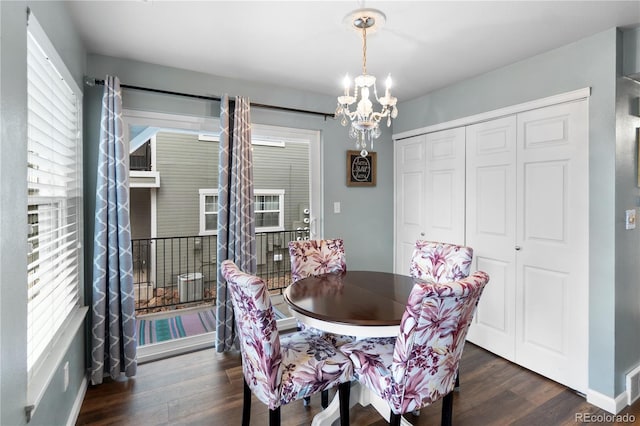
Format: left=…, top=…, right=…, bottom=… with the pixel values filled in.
left=465, top=116, right=518, bottom=361
left=514, top=100, right=588, bottom=393
left=424, top=127, right=466, bottom=245
left=394, top=135, right=427, bottom=274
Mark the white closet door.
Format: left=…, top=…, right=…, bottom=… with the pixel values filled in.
left=465, top=116, right=517, bottom=360
left=424, top=127, right=466, bottom=245
left=394, top=135, right=427, bottom=275
left=515, top=100, right=588, bottom=392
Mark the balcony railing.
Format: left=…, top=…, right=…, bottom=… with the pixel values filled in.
left=133, top=229, right=309, bottom=314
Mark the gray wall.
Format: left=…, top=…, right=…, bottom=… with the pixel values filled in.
left=395, top=27, right=640, bottom=399
left=615, top=33, right=640, bottom=398
left=85, top=54, right=395, bottom=280
left=0, top=1, right=87, bottom=425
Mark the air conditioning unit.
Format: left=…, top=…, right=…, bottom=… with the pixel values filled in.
left=178, top=272, right=203, bottom=303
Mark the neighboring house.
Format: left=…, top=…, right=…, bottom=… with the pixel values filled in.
left=129, top=129, right=311, bottom=296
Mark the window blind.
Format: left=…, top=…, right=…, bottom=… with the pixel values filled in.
left=26, top=22, right=82, bottom=375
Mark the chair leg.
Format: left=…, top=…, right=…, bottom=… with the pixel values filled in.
left=321, top=389, right=329, bottom=408
left=242, top=380, right=251, bottom=426
left=389, top=412, right=402, bottom=426
left=441, top=391, right=454, bottom=426
left=338, top=382, right=351, bottom=426
left=303, top=396, right=311, bottom=407
left=269, top=406, right=281, bottom=426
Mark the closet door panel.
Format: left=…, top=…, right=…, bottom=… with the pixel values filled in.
left=465, top=116, right=517, bottom=361
left=424, top=127, right=465, bottom=245
left=515, top=100, right=588, bottom=393
left=394, top=135, right=427, bottom=274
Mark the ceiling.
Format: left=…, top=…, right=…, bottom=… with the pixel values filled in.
left=66, top=1, right=640, bottom=102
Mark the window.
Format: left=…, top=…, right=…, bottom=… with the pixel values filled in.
left=199, top=189, right=218, bottom=235
left=26, top=15, right=82, bottom=376
left=198, top=189, right=285, bottom=234
left=254, top=189, right=285, bottom=232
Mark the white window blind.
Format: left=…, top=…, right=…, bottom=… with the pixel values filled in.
left=26, top=18, right=82, bottom=375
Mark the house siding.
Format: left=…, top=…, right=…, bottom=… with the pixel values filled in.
left=147, top=131, right=309, bottom=289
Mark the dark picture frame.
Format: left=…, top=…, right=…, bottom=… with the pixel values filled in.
left=346, top=150, right=377, bottom=187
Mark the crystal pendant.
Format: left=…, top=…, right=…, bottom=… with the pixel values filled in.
left=341, top=115, right=348, bottom=127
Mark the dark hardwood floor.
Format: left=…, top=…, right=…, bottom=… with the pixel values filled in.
left=77, top=343, right=640, bottom=425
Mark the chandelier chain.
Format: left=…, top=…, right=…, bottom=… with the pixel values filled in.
left=362, top=23, right=367, bottom=75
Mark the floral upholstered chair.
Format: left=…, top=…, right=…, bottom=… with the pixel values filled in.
left=339, top=271, right=490, bottom=426
left=288, top=238, right=354, bottom=344
left=220, top=260, right=353, bottom=426
left=409, top=239, right=473, bottom=283
left=409, top=239, right=474, bottom=393
left=288, top=238, right=347, bottom=282
left=288, top=238, right=354, bottom=407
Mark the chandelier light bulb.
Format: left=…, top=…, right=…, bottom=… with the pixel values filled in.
left=343, top=74, right=351, bottom=95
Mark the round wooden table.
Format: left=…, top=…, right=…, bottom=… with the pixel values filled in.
left=284, top=270, right=418, bottom=425
left=283, top=270, right=416, bottom=337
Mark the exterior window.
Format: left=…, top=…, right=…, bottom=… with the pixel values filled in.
left=199, top=189, right=285, bottom=234
left=254, top=189, right=285, bottom=232
left=27, top=15, right=83, bottom=375
left=199, top=189, right=218, bottom=235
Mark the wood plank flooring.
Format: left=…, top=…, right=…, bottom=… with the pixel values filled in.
left=77, top=343, right=640, bottom=425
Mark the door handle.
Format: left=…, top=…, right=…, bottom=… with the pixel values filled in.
left=515, top=246, right=522, bottom=251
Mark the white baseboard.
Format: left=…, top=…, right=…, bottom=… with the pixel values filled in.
left=66, top=374, right=88, bottom=426
left=586, top=388, right=628, bottom=414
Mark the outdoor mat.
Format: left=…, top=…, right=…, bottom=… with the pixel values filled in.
left=137, top=306, right=288, bottom=346
left=137, top=309, right=216, bottom=346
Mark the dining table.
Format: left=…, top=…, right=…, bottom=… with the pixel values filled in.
left=283, top=270, right=418, bottom=426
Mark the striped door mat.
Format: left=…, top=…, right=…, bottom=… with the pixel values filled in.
left=136, top=306, right=288, bottom=346
left=137, top=309, right=216, bottom=346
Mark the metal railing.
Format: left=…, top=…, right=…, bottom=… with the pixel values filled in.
left=133, top=229, right=309, bottom=314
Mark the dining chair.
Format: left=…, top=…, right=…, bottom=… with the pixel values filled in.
left=409, top=239, right=473, bottom=283
left=409, top=239, right=474, bottom=393
left=220, top=260, right=353, bottom=426
left=288, top=239, right=355, bottom=348
left=288, top=238, right=355, bottom=408
left=339, top=271, right=490, bottom=426
left=289, top=238, right=347, bottom=282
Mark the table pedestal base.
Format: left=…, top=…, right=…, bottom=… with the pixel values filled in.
left=311, top=382, right=412, bottom=426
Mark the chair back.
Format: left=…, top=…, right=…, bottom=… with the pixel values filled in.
left=390, top=271, right=489, bottom=414
left=288, top=239, right=346, bottom=282
left=409, top=240, right=473, bottom=283
left=220, top=260, right=281, bottom=407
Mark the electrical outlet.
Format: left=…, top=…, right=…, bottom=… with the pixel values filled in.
left=626, top=209, right=636, bottom=230
left=273, top=253, right=283, bottom=262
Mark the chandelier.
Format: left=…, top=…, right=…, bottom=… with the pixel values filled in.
left=336, top=8, right=398, bottom=157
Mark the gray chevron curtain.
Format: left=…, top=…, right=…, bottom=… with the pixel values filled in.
left=90, top=75, right=137, bottom=384
left=216, top=95, right=256, bottom=352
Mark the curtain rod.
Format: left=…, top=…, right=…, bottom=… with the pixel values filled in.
left=85, top=78, right=334, bottom=120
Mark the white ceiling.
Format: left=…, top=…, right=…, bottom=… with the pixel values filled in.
left=66, top=1, right=640, bottom=102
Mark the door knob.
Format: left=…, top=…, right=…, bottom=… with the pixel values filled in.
left=515, top=246, right=522, bottom=251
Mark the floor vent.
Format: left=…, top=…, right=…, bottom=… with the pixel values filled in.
left=626, top=365, right=640, bottom=405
